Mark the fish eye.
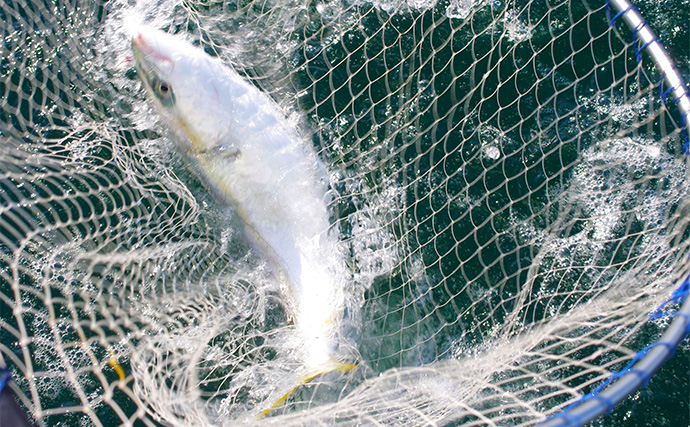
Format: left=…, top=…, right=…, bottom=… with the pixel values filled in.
left=155, top=80, right=171, bottom=97
left=149, top=76, right=175, bottom=106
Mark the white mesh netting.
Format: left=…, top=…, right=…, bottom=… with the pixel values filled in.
left=1, top=0, right=689, bottom=426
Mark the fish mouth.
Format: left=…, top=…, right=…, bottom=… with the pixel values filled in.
left=131, top=38, right=155, bottom=91
left=130, top=32, right=175, bottom=88
left=131, top=33, right=174, bottom=69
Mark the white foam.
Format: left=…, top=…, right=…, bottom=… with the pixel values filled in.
left=446, top=0, right=487, bottom=19
left=355, top=0, right=438, bottom=14
left=504, top=9, right=533, bottom=43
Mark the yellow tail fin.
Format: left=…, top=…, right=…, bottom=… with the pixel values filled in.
left=260, top=360, right=357, bottom=418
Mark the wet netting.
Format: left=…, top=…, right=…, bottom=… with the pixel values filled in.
left=1, top=0, right=689, bottom=426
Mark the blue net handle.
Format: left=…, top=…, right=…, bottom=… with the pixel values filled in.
left=539, top=276, right=690, bottom=427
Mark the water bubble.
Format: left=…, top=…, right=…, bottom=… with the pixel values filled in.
left=484, top=144, right=501, bottom=159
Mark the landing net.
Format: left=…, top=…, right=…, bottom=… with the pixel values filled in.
left=0, top=0, right=689, bottom=426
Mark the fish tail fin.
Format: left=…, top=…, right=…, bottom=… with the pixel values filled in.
left=260, top=360, right=357, bottom=418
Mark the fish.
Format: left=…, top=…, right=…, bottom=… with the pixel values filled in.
left=130, top=27, right=355, bottom=413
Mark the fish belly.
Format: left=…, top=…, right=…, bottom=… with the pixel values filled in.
left=199, top=142, right=343, bottom=369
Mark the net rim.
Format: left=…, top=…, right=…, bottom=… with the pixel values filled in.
left=539, top=2, right=690, bottom=423
left=540, top=275, right=690, bottom=426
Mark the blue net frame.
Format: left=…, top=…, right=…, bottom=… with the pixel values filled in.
left=539, top=0, right=690, bottom=425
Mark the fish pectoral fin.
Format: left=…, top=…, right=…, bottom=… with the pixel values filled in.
left=197, top=142, right=241, bottom=160
left=259, top=360, right=357, bottom=419
left=212, top=142, right=241, bottom=160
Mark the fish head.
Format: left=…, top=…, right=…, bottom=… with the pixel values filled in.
left=131, top=27, right=226, bottom=154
